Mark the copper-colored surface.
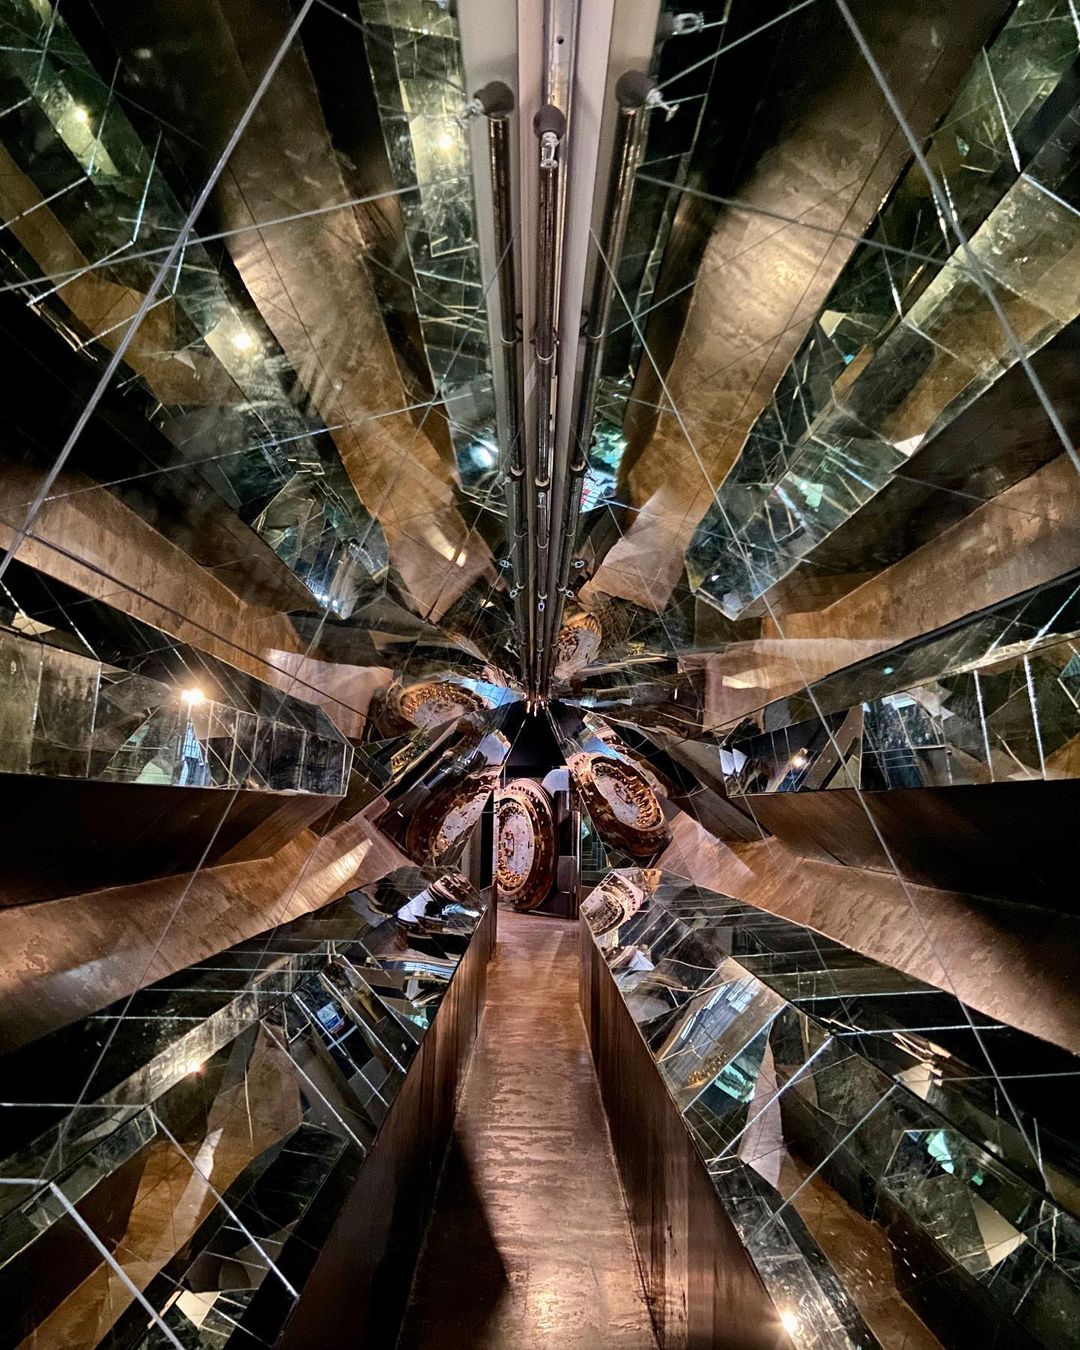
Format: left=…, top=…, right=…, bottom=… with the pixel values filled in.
left=404, top=768, right=499, bottom=864
left=659, top=827, right=1080, bottom=1056
left=588, top=0, right=1009, bottom=618
left=397, top=911, right=657, bottom=1349
left=496, top=779, right=558, bottom=911
left=579, top=923, right=788, bottom=1350
left=554, top=611, right=602, bottom=678
left=775, top=454, right=1080, bottom=649
left=0, top=465, right=377, bottom=736
left=568, top=751, right=670, bottom=858
left=394, top=678, right=490, bottom=731
left=0, top=804, right=409, bottom=1053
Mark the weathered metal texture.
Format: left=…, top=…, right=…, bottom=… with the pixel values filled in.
left=274, top=900, right=495, bottom=1350
left=580, top=918, right=789, bottom=1350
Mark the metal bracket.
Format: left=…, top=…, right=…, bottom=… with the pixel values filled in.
left=657, top=11, right=704, bottom=40
left=672, top=12, right=705, bottom=35
left=539, top=129, right=560, bottom=169
left=645, top=87, right=678, bottom=122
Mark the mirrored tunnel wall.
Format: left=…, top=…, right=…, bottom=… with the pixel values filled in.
left=0, top=625, right=509, bottom=1346
left=581, top=870, right=1080, bottom=1350
left=1, top=869, right=492, bottom=1349
left=0, top=0, right=1079, bottom=1346
left=553, top=1, right=1080, bottom=1344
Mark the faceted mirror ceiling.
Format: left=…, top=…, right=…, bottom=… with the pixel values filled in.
left=0, top=0, right=1079, bottom=1345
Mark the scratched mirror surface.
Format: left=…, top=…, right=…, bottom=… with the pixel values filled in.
left=583, top=869, right=1080, bottom=1350
left=2, top=0, right=1080, bottom=1345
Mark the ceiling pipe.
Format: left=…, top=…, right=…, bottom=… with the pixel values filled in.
left=538, top=71, right=657, bottom=693
left=531, top=100, right=567, bottom=698
left=473, top=80, right=534, bottom=692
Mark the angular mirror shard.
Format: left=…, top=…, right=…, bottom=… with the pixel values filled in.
left=583, top=870, right=1080, bottom=1350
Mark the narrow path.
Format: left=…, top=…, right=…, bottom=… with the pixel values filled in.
left=396, top=909, right=657, bottom=1349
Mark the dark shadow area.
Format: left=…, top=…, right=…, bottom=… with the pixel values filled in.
left=396, top=1129, right=510, bottom=1349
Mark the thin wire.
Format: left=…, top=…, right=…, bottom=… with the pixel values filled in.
left=18, top=390, right=475, bottom=509
left=590, top=227, right=1052, bottom=1192
left=0, top=0, right=319, bottom=585
left=656, top=0, right=820, bottom=92
left=834, top=0, right=1080, bottom=479
left=634, top=171, right=978, bottom=274
left=0, top=180, right=466, bottom=299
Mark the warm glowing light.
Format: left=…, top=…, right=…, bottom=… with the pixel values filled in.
left=231, top=329, right=254, bottom=353
left=180, top=687, right=205, bottom=706
left=780, top=1310, right=800, bottom=1335
left=435, top=129, right=455, bottom=153
left=72, top=105, right=90, bottom=124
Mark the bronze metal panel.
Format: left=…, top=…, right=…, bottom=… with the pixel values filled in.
left=748, top=781, right=1080, bottom=909
left=0, top=774, right=339, bottom=907
left=580, top=919, right=788, bottom=1350
left=276, top=900, right=493, bottom=1350
left=496, top=778, right=558, bottom=910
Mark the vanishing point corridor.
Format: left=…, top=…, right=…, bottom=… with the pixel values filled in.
left=397, top=910, right=657, bottom=1349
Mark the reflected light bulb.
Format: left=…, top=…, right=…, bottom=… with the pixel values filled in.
left=181, top=687, right=205, bottom=705
left=231, top=329, right=254, bottom=353
left=435, top=129, right=455, bottom=153
left=72, top=105, right=90, bottom=124
left=780, top=1310, right=800, bottom=1335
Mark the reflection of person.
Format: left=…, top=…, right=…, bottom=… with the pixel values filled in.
left=178, top=718, right=210, bottom=787
left=866, top=705, right=921, bottom=789
left=742, top=756, right=770, bottom=794
left=130, top=715, right=177, bottom=785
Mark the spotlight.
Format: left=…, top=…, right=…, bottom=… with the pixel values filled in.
left=780, top=1310, right=800, bottom=1335
left=71, top=105, right=90, bottom=124
left=181, top=687, right=205, bottom=706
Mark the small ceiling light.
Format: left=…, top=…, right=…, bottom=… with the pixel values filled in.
left=72, top=105, right=90, bottom=124
left=780, top=1310, right=800, bottom=1335
left=181, top=687, right=205, bottom=705
left=790, top=750, right=808, bottom=768
left=231, top=329, right=254, bottom=353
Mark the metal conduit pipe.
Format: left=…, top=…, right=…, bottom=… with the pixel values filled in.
left=538, top=72, right=656, bottom=694
left=532, top=102, right=566, bottom=696
left=474, top=81, right=533, bottom=691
